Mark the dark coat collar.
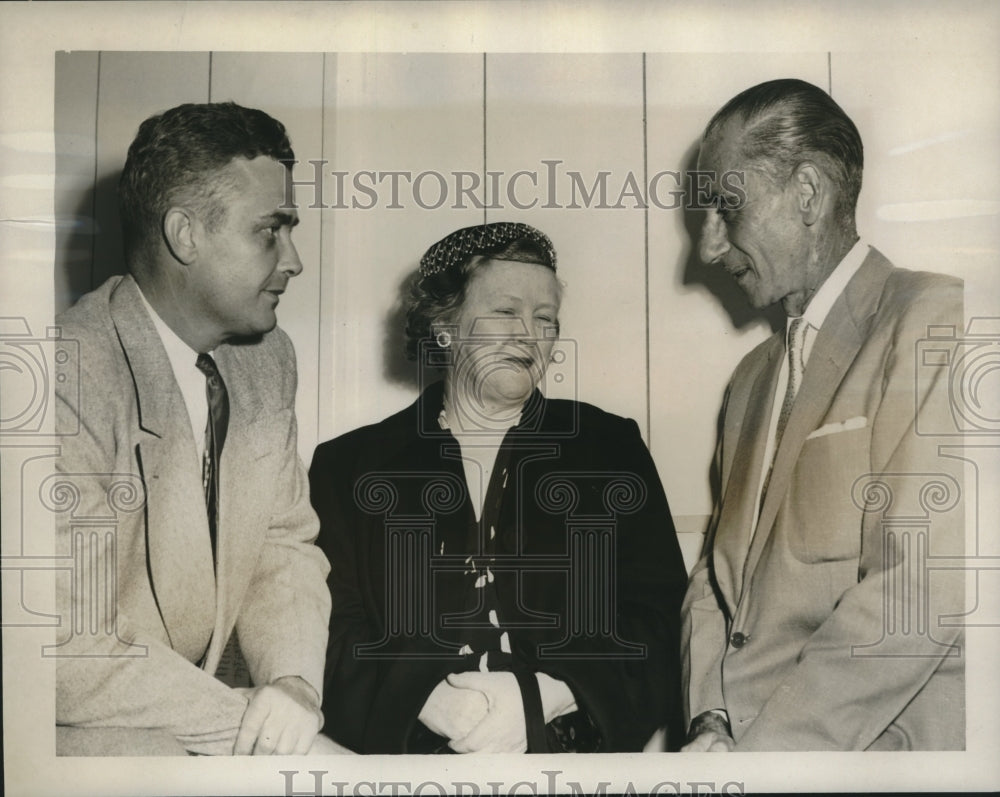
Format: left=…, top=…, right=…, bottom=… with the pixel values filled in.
left=409, top=379, right=549, bottom=438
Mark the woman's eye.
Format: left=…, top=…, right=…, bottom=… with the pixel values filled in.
left=495, top=308, right=515, bottom=315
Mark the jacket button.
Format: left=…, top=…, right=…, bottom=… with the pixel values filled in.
left=730, top=631, right=748, bottom=648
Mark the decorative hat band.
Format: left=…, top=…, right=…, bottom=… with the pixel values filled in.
left=419, top=222, right=556, bottom=277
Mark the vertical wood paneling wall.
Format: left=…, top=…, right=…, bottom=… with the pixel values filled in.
left=325, top=53, right=484, bottom=447
left=486, top=54, right=648, bottom=430
left=54, top=51, right=998, bottom=571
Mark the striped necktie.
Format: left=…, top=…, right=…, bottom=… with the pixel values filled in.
left=775, top=316, right=808, bottom=452
left=759, top=316, right=809, bottom=510
left=195, top=353, right=229, bottom=564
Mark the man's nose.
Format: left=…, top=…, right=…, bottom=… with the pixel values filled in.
left=279, top=235, right=304, bottom=277
left=698, top=210, right=730, bottom=265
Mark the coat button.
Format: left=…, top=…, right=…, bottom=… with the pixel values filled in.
left=730, top=631, right=748, bottom=648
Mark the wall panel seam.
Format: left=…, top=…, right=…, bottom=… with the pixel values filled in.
left=316, top=51, right=327, bottom=440
left=482, top=52, right=488, bottom=225
left=642, top=52, right=651, bottom=446
left=90, top=51, right=102, bottom=291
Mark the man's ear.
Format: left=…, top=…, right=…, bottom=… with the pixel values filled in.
left=162, top=206, right=198, bottom=265
left=793, top=162, right=825, bottom=226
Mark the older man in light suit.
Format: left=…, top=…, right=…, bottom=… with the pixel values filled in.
left=54, top=102, right=336, bottom=755
left=682, top=79, right=965, bottom=751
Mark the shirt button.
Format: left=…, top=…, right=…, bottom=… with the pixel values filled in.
left=730, top=631, right=748, bottom=649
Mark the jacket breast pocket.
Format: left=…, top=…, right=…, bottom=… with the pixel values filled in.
left=786, top=426, right=869, bottom=563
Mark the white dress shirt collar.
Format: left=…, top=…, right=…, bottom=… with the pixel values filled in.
left=783, top=238, right=868, bottom=366
left=136, top=285, right=210, bottom=459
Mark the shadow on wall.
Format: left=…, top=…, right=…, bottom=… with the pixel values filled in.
left=674, top=139, right=783, bottom=551
left=380, top=142, right=785, bottom=394
left=57, top=144, right=783, bottom=377
left=382, top=265, right=423, bottom=390
left=677, top=140, right=784, bottom=335
left=56, top=169, right=128, bottom=314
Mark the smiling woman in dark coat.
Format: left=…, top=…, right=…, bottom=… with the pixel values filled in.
left=309, top=222, right=687, bottom=754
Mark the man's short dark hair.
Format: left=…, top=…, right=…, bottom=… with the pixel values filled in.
left=118, top=101, right=295, bottom=267
left=705, top=78, right=863, bottom=231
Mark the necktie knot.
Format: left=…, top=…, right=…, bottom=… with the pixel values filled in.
left=196, top=354, right=229, bottom=454
left=196, top=352, right=220, bottom=381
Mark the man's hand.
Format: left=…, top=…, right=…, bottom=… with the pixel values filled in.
left=447, top=671, right=526, bottom=754
left=234, top=676, right=323, bottom=755
left=417, top=679, right=489, bottom=741
left=680, top=710, right=735, bottom=752
left=681, top=730, right=736, bottom=752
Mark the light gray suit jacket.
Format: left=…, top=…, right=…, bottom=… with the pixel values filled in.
left=53, top=275, right=330, bottom=755
left=682, top=248, right=965, bottom=750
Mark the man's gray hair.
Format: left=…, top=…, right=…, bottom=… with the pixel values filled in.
left=705, top=78, right=863, bottom=232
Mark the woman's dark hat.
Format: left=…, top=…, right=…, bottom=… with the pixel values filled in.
left=419, top=222, right=556, bottom=277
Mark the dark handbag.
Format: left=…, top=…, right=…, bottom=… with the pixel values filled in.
left=513, top=668, right=603, bottom=753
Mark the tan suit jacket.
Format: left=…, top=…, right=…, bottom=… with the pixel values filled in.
left=53, top=275, right=330, bottom=755
left=682, top=248, right=965, bottom=750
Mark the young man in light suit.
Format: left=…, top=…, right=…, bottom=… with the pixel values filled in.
left=54, top=102, right=337, bottom=755
left=682, top=79, right=965, bottom=751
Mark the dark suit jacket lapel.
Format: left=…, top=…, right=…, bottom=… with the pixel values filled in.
left=713, top=336, right=782, bottom=610
left=744, top=248, right=892, bottom=584
left=109, top=276, right=217, bottom=662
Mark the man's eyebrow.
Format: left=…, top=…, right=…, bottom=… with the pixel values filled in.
left=258, top=210, right=300, bottom=228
